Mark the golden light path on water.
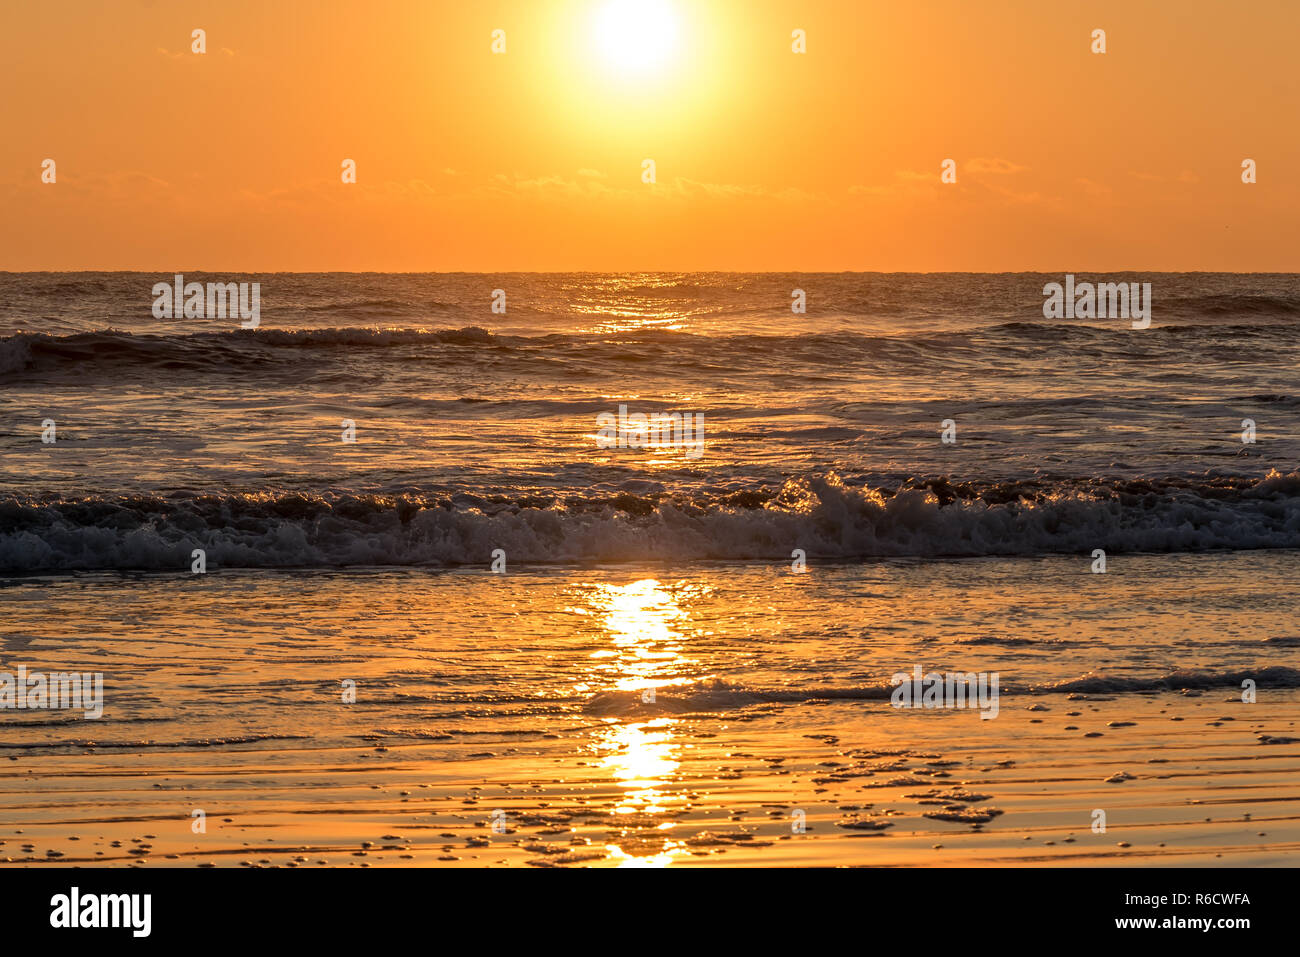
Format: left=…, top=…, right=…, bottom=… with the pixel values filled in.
left=569, top=276, right=693, bottom=334
left=584, top=579, right=695, bottom=866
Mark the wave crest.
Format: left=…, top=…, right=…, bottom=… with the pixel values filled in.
left=3, top=471, right=1300, bottom=571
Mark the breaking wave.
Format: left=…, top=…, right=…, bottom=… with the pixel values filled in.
left=3, top=471, right=1300, bottom=571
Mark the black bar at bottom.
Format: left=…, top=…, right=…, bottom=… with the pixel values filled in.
left=0, top=865, right=1279, bottom=944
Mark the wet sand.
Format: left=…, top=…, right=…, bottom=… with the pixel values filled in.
left=4, top=690, right=1297, bottom=867
left=3, top=558, right=1299, bottom=867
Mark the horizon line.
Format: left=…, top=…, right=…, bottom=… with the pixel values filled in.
left=3, top=269, right=1298, bottom=276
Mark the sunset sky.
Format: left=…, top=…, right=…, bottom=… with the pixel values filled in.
left=3, top=0, right=1297, bottom=271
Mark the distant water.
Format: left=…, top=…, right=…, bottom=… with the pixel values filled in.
left=2, top=272, right=1299, bottom=571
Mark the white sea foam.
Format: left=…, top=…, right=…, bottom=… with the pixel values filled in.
left=3, top=472, right=1299, bottom=571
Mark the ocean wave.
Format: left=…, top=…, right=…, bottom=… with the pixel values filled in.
left=1035, top=666, right=1300, bottom=694
left=0, top=327, right=507, bottom=376
left=583, top=667, right=1300, bottom=715
left=2, top=471, right=1299, bottom=571
left=1160, top=292, right=1300, bottom=318
left=6, top=314, right=1295, bottom=379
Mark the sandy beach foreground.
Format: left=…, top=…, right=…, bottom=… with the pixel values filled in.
left=3, top=649, right=1298, bottom=865
left=3, top=555, right=1298, bottom=868
left=3, top=693, right=1298, bottom=867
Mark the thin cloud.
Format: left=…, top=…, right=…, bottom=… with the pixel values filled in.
left=966, top=157, right=1028, bottom=175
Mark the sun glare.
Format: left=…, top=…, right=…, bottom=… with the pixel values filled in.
left=591, top=0, right=681, bottom=76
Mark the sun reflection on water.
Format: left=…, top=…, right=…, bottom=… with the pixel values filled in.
left=569, top=275, right=696, bottom=334
left=580, top=578, right=696, bottom=865
left=599, top=719, right=676, bottom=811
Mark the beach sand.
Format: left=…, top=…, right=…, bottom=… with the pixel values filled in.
left=2, top=557, right=1297, bottom=868
left=3, top=692, right=1298, bottom=867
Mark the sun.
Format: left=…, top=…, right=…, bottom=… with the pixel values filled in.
left=591, top=0, right=681, bottom=76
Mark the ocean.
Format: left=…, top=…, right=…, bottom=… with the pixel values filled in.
left=4, top=272, right=1300, bottom=567
left=2, top=272, right=1298, bottom=866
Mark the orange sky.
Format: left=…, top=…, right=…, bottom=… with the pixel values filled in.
left=2, top=0, right=1297, bottom=271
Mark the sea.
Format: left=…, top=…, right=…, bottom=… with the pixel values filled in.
left=1, top=273, right=1297, bottom=867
